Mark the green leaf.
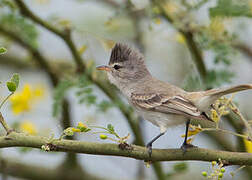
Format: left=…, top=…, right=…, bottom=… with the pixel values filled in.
left=6, top=81, right=16, bottom=92
left=0, top=47, right=7, bottom=54
left=76, top=124, right=91, bottom=132
left=97, top=100, right=114, bottom=112
left=209, top=0, right=252, bottom=18
left=107, top=124, right=115, bottom=133
left=0, top=14, right=38, bottom=48
left=6, top=73, right=19, bottom=92
left=11, top=73, right=19, bottom=88
left=53, top=80, right=75, bottom=117
left=205, top=69, right=235, bottom=88
left=183, top=74, right=203, bottom=91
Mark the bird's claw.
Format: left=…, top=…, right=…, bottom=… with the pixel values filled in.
left=146, top=143, right=152, bottom=158
left=180, top=143, right=197, bottom=154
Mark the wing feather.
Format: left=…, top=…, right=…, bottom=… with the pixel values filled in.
left=131, top=93, right=211, bottom=120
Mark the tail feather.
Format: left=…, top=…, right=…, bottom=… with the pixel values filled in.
left=205, top=84, right=252, bottom=97
left=190, top=84, right=252, bottom=112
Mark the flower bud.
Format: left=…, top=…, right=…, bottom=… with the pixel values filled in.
left=100, top=134, right=107, bottom=140
left=220, top=168, right=225, bottom=173
left=201, top=171, right=207, bottom=177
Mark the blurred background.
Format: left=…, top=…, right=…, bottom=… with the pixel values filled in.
left=0, top=0, right=252, bottom=179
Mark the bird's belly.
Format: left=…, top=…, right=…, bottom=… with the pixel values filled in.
left=135, top=109, right=187, bottom=133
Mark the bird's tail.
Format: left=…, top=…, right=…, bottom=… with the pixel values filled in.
left=204, top=84, right=252, bottom=97
left=189, top=84, right=252, bottom=113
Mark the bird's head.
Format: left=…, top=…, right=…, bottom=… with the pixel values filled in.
left=96, top=43, right=150, bottom=87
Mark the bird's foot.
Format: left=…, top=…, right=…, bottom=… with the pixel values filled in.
left=146, top=143, right=153, bottom=158
left=180, top=143, right=197, bottom=154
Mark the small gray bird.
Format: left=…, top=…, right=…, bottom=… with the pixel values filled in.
left=97, top=43, right=252, bottom=155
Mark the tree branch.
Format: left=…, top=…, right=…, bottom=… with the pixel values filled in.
left=0, top=27, right=58, bottom=86
left=152, top=0, right=207, bottom=81
left=1, top=132, right=252, bottom=166
left=232, top=42, right=252, bottom=62
left=13, top=0, right=85, bottom=73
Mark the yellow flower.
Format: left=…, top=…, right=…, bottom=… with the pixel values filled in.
left=181, top=125, right=202, bottom=137
left=175, top=33, right=186, bottom=44
left=71, top=127, right=81, bottom=133
left=76, top=122, right=90, bottom=132
left=244, top=139, right=252, bottom=153
left=9, top=84, right=45, bottom=115
left=77, top=122, right=87, bottom=128
left=20, top=121, right=37, bottom=135
left=210, top=109, right=220, bottom=123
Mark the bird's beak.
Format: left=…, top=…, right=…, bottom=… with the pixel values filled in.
left=96, top=65, right=111, bottom=72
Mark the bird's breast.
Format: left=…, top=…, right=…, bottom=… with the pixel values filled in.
left=135, top=108, right=187, bottom=132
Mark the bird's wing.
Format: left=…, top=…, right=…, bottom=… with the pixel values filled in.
left=131, top=93, right=212, bottom=121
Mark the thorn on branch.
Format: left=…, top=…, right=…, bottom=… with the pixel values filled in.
left=118, top=142, right=133, bottom=151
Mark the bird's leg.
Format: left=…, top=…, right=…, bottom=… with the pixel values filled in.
left=180, top=119, right=196, bottom=152
left=146, top=132, right=165, bottom=157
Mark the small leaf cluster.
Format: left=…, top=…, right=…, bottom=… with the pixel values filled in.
left=6, top=73, right=19, bottom=92
left=53, top=80, right=75, bottom=117
left=61, top=122, right=91, bottom=138
left=209, top=0, right=252, bottom=18
left=75, top=75, right=96, bottom=105
left=183, top=73, right=203, bottom=91
left=53, top=73, right=114, bottom=117
left=195, top=26, right=236, bottom=88
left=205, top=70, right=234, bottom=89
left=0, top=47, right=7, bottom=55
left=0, top=73, right=20, bottom=110
left=0, top=14, right=38, bottom=48
left=97, top=124, right=130, bottom=144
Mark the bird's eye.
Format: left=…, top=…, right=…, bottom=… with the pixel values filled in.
left=113, top=64, right=122, bottom=70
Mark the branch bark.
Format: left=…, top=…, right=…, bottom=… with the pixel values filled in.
left=1, top=132, right=252, bottom=166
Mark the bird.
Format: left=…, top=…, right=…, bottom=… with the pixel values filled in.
left=96, top=43, right=252, bottom=156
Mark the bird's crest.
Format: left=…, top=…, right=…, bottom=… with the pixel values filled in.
left=109, top=43, right=144, bottom=65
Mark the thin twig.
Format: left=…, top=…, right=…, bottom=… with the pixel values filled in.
left=0, top=92, right=13, bottom=110
left=13, top=0, right=85, bottom=73
left=202, top=128, right=250, bottom=141
left=0, top=112, right=11, bottom=133
left=230, top=102, right=252, bottom=140
left=151, top=0, right=208, bottom=83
